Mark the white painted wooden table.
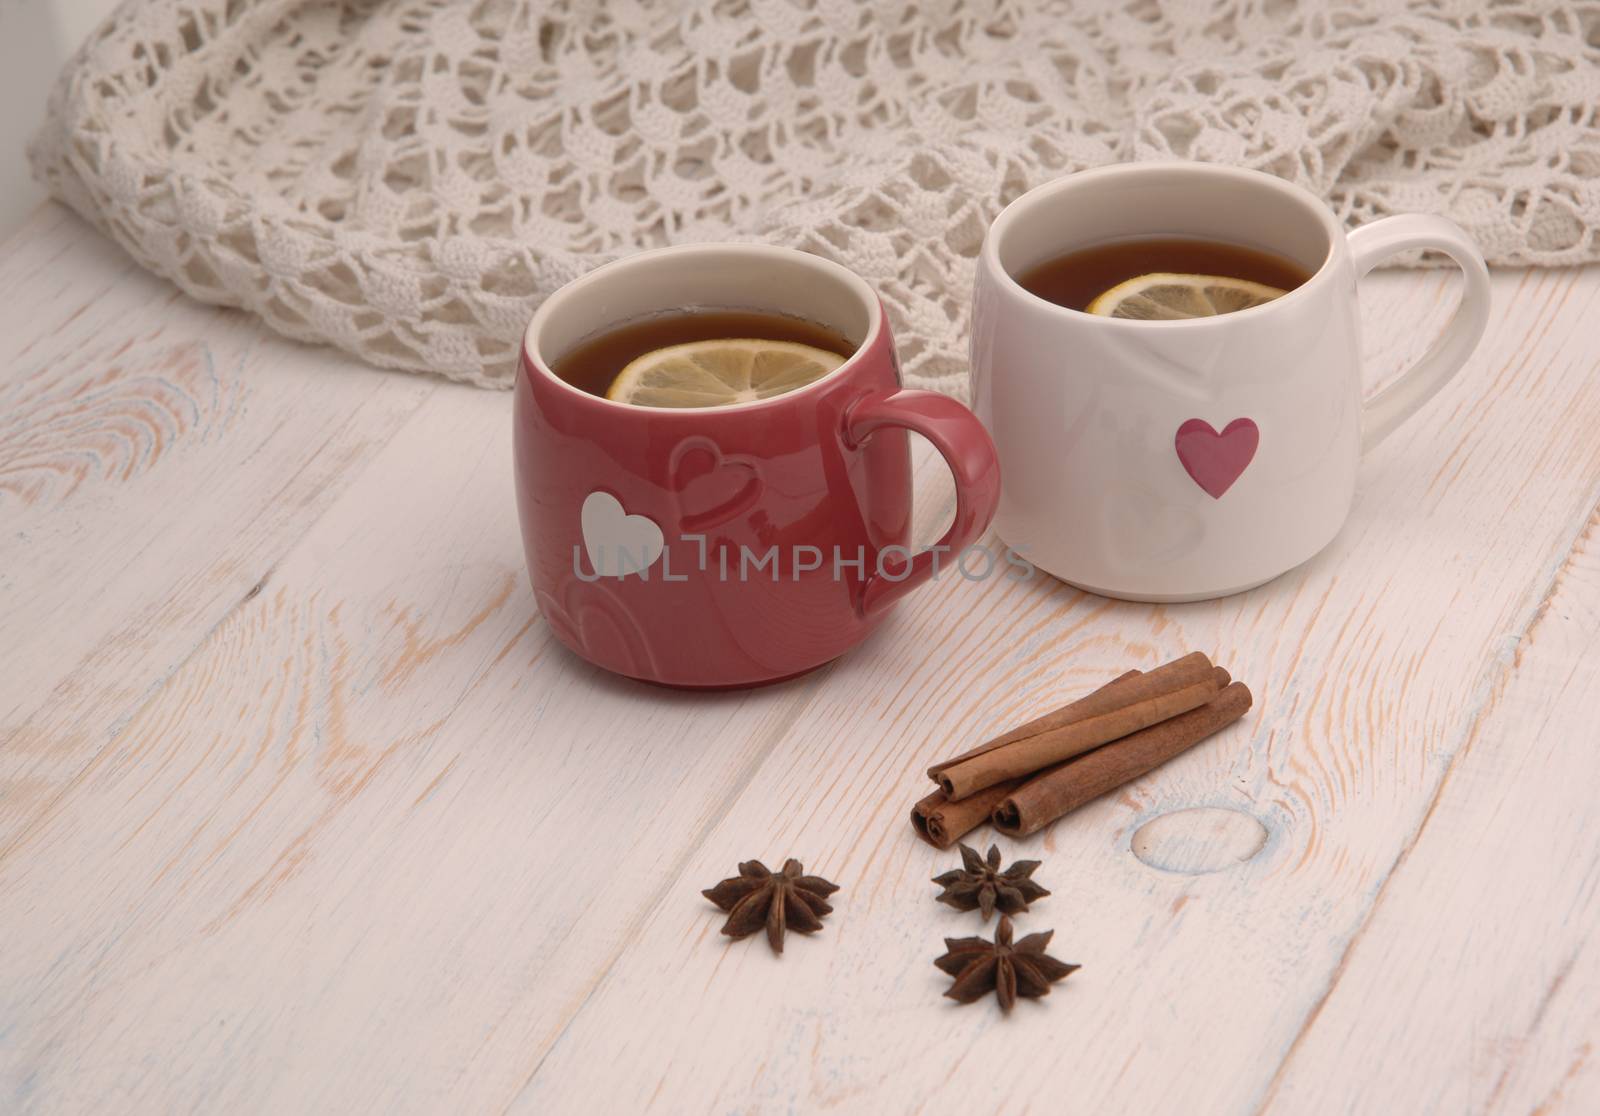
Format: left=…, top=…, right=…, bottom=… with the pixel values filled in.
left=3, top=204, right=1599, bottom=1115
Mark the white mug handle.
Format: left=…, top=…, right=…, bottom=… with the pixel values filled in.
left=1347, top=214, right=1492, bottom=452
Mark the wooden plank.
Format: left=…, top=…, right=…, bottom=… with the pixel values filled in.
left=1257, top=504, right=1600, bottom=1114
left=0, top=375, right=958, bottom=1112
left=509, top=267, right=1600, bottom=1113
left=0, top=206, right=436, bottom=844
left=3, top=236, right=1597, bottom=1116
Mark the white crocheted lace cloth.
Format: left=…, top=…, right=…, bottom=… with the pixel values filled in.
left=30, top=1, right=1600, bottom=392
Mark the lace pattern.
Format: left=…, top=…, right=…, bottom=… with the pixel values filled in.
left=30, top=0, right=1600, bottom=391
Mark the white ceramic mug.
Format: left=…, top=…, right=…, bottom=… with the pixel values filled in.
left=971, top=162, right=1491, bottom=601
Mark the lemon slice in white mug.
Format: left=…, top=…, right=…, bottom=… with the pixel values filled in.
left=606, top=339, right=845, bottom=408
left=1086, top=273, right=1287, bottom=320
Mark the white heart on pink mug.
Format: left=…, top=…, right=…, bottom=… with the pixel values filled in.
left=581, top=491, right=664, bottom=578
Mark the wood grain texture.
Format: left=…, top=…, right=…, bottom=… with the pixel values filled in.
left=1259, top=505, right=1600, bottom=1115
left=0, top=207, right=436, bottom=846
left=510, top=265, right=1600, bottom=1115
left=1, top=203, right=1598, bottom=1115
left=0, top=325, right=952, bottom=1112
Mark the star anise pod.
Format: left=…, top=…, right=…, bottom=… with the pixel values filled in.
left=701, top=858, right=839, bottom=955
left=934, top=915, right=1079, bottom=1012
left=933, top=842, right=1050, bottom=921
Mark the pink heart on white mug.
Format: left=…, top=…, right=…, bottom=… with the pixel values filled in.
left=1174, top=418, right=1259, bottom=499
left=581, top=491, right=664, bottom=577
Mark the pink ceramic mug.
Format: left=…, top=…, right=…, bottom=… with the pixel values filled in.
left=515, top=243, right=1001, bottom=688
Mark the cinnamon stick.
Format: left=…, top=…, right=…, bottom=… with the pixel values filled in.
left=910, top=783, right=1017, bottom=849
left=926, top=669, right=1143, bottom=781
left=936, top=653, right=1219, bottom=801
left=992, top=675, right=1252, bottom=838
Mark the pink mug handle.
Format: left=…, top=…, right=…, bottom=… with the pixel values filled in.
left=842, top=390, right=1001, bottom=618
